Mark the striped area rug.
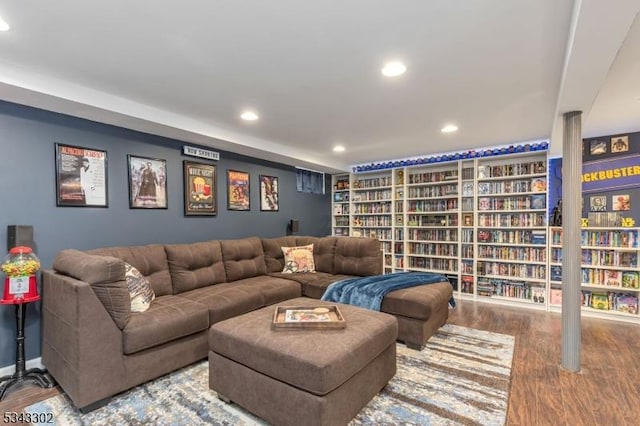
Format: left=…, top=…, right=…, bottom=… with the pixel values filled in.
left=26, top=324, right=514, bottom=425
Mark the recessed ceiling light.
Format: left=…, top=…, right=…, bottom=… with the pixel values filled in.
left=0, top=16, right=10, bottom=32
left=441, top=124, right=458, bottom=133
left=333, top=145, right=345, bottom=153
left=240, top=111, right=259, bottom=121
left=381, top=62, right=406, bottom=77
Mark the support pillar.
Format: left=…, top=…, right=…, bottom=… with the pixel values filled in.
left=561, top=110, right=582, bottom=372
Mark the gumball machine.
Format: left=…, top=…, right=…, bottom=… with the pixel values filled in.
left=0, top=246, right=53, bottom=400
left=1, top=246, right=41, bottom=304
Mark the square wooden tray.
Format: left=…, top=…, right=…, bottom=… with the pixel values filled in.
left=272, top=305, right=346, bottom=330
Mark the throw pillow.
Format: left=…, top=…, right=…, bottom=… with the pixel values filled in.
left=124, top=262, right=155, bottom=312
left=281, top=244, right=316, bottom=273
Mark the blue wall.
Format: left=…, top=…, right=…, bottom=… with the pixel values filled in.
left=0, top=101, right=331, bottom=368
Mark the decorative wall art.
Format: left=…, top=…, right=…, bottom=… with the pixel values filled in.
left=227, top=170, right=250, bottom=211
left=55, top=143, right=108, bottom=207
left=183, top=161, right=216, bottom=216
left=128, top=155, right=167, bottom=209
left=611, top=136, right=629, bottom=153
left=259, top=175, right=279, bottom=211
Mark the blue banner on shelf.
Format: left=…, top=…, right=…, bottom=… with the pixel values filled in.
left=351, top=141, right=548, bottom=173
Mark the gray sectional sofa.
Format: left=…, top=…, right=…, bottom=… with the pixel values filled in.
left=41, top=235, right=452, bottom=412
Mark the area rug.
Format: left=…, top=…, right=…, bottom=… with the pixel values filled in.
left=26, top=324, right=514, bottom=425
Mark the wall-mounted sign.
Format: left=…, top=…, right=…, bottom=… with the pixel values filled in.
left=183, top=145, right=220, bottom=161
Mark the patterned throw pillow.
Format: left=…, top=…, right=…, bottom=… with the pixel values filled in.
left=124, top=262, right=156, bottom=312
left=281, top=244, right=316, bottom=273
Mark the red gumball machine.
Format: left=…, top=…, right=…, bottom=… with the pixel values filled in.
left=0, top=246, right=53, bottom=400
left=1, top=246, right=41, bottom=304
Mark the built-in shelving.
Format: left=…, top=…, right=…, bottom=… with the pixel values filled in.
left=330, top=150, right=639, bottom=323
left=475, top=155, right=548, bottom=308
left=549, top=227, right=639, bottom=320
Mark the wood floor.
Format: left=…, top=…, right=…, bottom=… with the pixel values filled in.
left=1, top=299, right=639, bottom=425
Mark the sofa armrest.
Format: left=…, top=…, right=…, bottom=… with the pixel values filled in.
left=53, top=249, right=130, bottom=329
left=42, top=270, right=126, bottom=409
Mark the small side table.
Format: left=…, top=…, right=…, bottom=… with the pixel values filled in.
left=0, top=295, right=54, bottom=400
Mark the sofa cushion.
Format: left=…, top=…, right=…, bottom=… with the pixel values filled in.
left=262, top=236, right=337, bottom=274
left=124, top=262, right=155, bottom=312
left=305, top=236, right=337, bottom=273
left=52, top=249, right=131, bottom=329
left=261, top=236, right=298, bottom=272
left=89, top=245, right=173, bottom=297
left=220, top=237, right=267, bottom=282
left=181, top=276, right=301, bottom=324
left=281, top=244, right=316, bottom=273
left=122, top=295, right=209, bottom=354
left=165, top=240, right=227, bottom=294
left=233, top=275, right=302, bottom=306
left=333, top=237, right=382, bottom=276
left=269, top=272, right=356, bottom=299
left=179, top=282, right=264, bottom=324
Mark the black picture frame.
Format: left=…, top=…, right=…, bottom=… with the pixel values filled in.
left=227, top=170, right=250, bottom=211
left=259, top=175, right=279, bottom=211
left=128, top=155, right=168, bottom=209
left=183, top=161, right=217, bottom=216
left=55, top=143, right=108, bottom=207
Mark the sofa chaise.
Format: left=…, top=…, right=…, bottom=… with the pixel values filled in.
left=41, top=235, right=452, bottom=411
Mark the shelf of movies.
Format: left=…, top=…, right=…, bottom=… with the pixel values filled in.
left=406, top=213, right=459, bottom=228
left=407, top=241, right=458, bottom=257
left=407, top=228, right=458, bottom=242
left=406, top=168, right=458, bottom=185
left=352, top=201, right=392, bottom=214
left=406, top=257, right=458, bottom=274
left=476, top=158, right=546, bottom=180
left=406, top=198, right=458, bottom=212
left=352, top=175, right=392, bottom=189
left=550, top=227, right=638, bottom=249
left=406, top=183, right=458, bottom=198
left=548, top=285, right=639, bottom=316
left=351, top=189, right=392, bottom=202
left=476, top=277, right=546, bottom=305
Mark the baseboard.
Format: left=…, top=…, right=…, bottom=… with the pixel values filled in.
left=0, top=357, right=44, bottom=376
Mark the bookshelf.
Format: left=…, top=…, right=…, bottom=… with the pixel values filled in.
left=474, top=155, right=548, bottom=308
left=331, top=174, right=350, bottom=236
left=350, top=171, right=393, bottom=266
left=330, top=138, right=640, bottom=323
left=549, top=227, right=640, bottom=320
left=460, top=160, right=475, bottom=296
left=331, top=151, right=549, bottom=310
left=392, top=169, right=405, bottom=273
left=404, top=164, right=459, bottom=280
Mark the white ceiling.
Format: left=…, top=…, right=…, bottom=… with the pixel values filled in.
left=0, top=1, right=639, bottom=173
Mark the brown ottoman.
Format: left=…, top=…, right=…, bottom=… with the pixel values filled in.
left=209, top=297, right=398, bottom=426
left=381, top=281, right=454, bottom=350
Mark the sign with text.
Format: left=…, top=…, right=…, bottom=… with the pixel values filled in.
left=183, top=145, right=220, bottom=161
left=581, top=154, right=640, bottom=193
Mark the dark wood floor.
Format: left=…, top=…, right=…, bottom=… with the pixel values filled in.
left=1, top=299, right=639, bottom=425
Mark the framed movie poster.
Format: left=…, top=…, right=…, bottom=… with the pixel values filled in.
left=183, top=161, right=216, bottom=216
left=611, top=136, right=629, bottom=153
left=55, top=143, right=108, bottom=207
left=260, top=175, right=279, bottom=211
left=128, top=155, right=168, bottom=209
left=227, top=170, right=250, bottom=211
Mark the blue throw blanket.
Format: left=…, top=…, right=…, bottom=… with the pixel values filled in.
left=321, top=272, right=456, bottom=311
